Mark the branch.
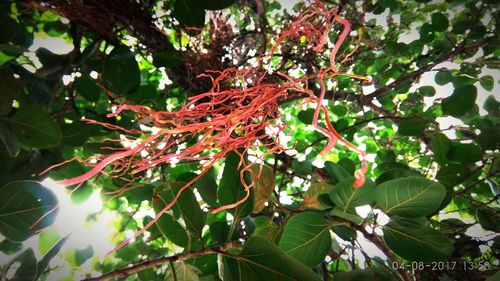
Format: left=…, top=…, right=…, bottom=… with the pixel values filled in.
left=82, top=242, right=239, bottom=281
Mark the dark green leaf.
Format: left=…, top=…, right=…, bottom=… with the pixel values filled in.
left=325, top=161, right=351, bottom=184
left=442, top=84, right=477, bottom=117
left=221, top=236, right=322, bottom=281
left=279, top=212, right=331, bottom=267
left=434, top=71, right=452, bottom=85
left=476, top=208, right=500, bottom=232
left=383, top=217, right=454, bottom=262
left=153, top=191, right=189, bottom=247
left=37, top=235, right=70, bottom=279
left=102, top=46, right=140, bottom=95
left=1, top=248, right=37, bottom=281
left=218, top=151, right=254, bottom=219
left=11, top=104, right=62, bottom=148
left=447, top=143, right=482, bottom=164
left=374, top=177, right=446, bottom=218
left=291, top=159, right=313, bottom=176
left=171, top=182, right=206, bottom=236
left=479, top=75, right=494, bottom=91
left=74, top=74, right=102, bottom=102
left=10, top=64, right=51, bottom=106
left=398, top=119, right=427, bottom=136
left=436, top=164, right=470, bottom=187
left=0, top=239, right=22, bottom=255
left=203, top=0, right=235, bottom=10
left=194, top=167, right=218, bottom=208
left=0, top=180, right=58, bottom=242
left=430, top=133, right=452, bottom=164
left=0, top=66, right=17, bottom=115
left=0, top=121, right=20, bottom=157
left=332, top=269, right=374, bottom=281
left=431, top=13, right=449, bottom=31
left=298, top=108, right=315, bottom=124
left=173, top=0, right=206, bottom=27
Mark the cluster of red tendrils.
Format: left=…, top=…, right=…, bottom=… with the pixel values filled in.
left=42, top=0, right=368, bottom=254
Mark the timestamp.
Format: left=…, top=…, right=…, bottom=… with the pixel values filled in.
left=391, top=261, right=492, bottom=271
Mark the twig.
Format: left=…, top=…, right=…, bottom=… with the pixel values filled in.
left=81, top=242, right=239, bottom=281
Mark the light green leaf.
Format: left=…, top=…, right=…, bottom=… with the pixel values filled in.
left=279, top=212, right=332, bottom=267
left=383, top=217, right=454, bottom=262
left=0, top=180, right=58, bottom=242
left=10, top=105, right=62, bottom=148
left=220, top=236, right=322, bottom=281
left=374, top=177, right=446, bottom=217
left=165, top=261, right=201, bottom=281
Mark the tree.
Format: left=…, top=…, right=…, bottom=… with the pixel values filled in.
left=0, top=0, right=498, bottom=280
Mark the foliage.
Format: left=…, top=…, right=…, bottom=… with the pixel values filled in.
left=0, top=0, right=499, bottom=280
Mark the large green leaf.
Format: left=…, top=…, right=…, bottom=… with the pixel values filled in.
left=218, top=151, right=254, bottom=219
left=447, top=143, right=482, bottom=164
left=325, top=161, right=351, bottom=184
left=374, top=177, right=446, bottom=218
left=279, top=212, right=332, bottom=267
left=220, top=236, right=322, bottom=281
left=302, top=183, right=334, bottom=210
left=430, top=133, right=452, bottom=164
left=153, top=191, right=189, bottom=247
left=329, top=177, right=376, bottom=212
left=73, top=74, right=102, bottom=102
left=102, top=46, right=140, bottom=95
left=37, top=235, right=70, bottom=279
left=1, top=248, right=37, bottom=281
left=194, top=167, right=218, bottom=208
left=441, top=84, right=477, bottom=117
left=10, top=64, right=51, bottom=106
left=332, top=269, right=374, bottom=281
left=397, top=119, right=427, bottom=136
left=0, top=180, right=58, bottom=242
left=10, top=104, right=62, bottom=148
left=383, top=217, right=454, bottom=262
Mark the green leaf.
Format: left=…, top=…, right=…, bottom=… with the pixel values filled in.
left=165, top=261, right=202, bottom=281
left=194, top=167, right=218, bottom=208
left=291, top=159, right=313, bottom=176
left=10, top=104, right=62, bottom=148
left=431, top=12, right=449, bottom=31
left=38, top=228, right=60, bottom=255
left=171, top=182, right=206, bottom=237
left=476, top=125, right=500, bottom=150
left=251, top=164, right=275, bottom=213
left=103, top=46, right=140, bottom=95
left=0, top=239, right=22, bottom=255
left=476, top=208, right=500, bottom=232
left=447, top=143, right=482, bottom=164
left=329, top=209, right=363, bottom=225
left=252, top=216, right=279, bottom=241
left=398, top=119, right=427, bottom=136
left=434, top=71, right=452, bottom=85
left=441, top=84, right=477, bottom=117
left=374, top=177, right=446, bottom=218
left=0, top=121, right=20, bottom=157
left=430, top=133, right=452, bottom=164
left=37, top=235, right=70, bottom=279
left=61, top=120, right=100, bottom=147
left=74, top=74, right=102, bottom=102
left=279, top=212, right=331, bottom=267
left=0, top=66, right=17, bottom=115
left=173, top=0, right=206, bottom=27
left=1, top=248, right=37, bottom=281
left=10, top=64, right=51, bottom=106
left=152, top=49, right=183, bottom=67
left=383, top=217, right=454, bottom=262
left=329, top=177, right=375, bottom=212
left=221, top=236, right=322, bottom=281
left=484, top=95, right=500, bottom=114
left=298, top=108, right=315, bottom=124
left=436, top=164, right=470, bottom=187
left=479, top=75, right=494, bottom=91
left=65, top=245, right=94, bottom=267
left=218, top=151, right=254, bottom=219
left=325, top=161, right=351, bottom=184
left=417, top=86, right=436, bottom=97
left=0, top=180, right=58, bottom=242
left=153, top=191, right=189, bottom=247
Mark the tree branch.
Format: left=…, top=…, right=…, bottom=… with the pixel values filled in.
left=81, top=242, right=239, bottom=281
